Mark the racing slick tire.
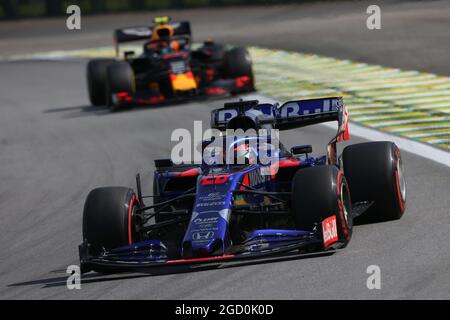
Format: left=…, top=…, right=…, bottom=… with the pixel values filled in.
left=105, top=62, right=135, bottom=111
left=194, top=41, right=226, bottom=63
left=82, top=187, right=141, bottom=272
left=342, top=141, right=406, bottom=223
left=224, top=47, right=255, bottom=93
left=87, top=59, right=115, bottom=106
left=291, top=166, right=353, bottom=247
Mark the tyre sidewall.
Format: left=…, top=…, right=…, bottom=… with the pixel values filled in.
left=343, top=142, right=406, bottom=222
left=224, top=47, right=254, bottom=80
left=82, top=187, right=139, bottom=256
left=105, top=62, right=135, bottom=109
left=87, top=59, right=114, bottom=106
left=291, top=166, right=353, bottom=245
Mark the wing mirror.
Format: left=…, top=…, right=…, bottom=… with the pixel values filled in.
left=155, top=159, right=174, bottom=169
left=124, top=51, right=135, bottom=59
left=291, top=145, right=312, bottom=156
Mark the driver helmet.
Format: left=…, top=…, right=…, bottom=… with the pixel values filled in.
left=230, top=143, right=258, bottom=165
left=151, top=23, right=174, bottom=42
left=150, top=22, right=181, bottom=54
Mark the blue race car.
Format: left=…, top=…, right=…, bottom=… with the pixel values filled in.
left=79, top=97, right=406, bottom=273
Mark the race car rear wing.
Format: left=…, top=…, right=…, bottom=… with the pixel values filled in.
left=114, top=21, right=192, bottom=44
left=113, top=21, right=191, bottom=56
left=211, top=97, right=350, bottom=164
left=211, top=97, right=346, bottom=132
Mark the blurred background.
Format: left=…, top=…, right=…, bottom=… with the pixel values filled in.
left=1, top=0, right=305, bottom=19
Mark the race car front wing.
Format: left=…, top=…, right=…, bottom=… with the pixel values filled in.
left=79, top=227, right=344, bottom=273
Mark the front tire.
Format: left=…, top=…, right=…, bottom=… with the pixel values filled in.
left=82, top=187, right=141, bottom=258
left=343, top=142, right=406, bottom=223
left=291, top=166, right=353, bottom=247
left=87, top=59, right=115, bottom=106
left=105, top=62, right=135, bottom=111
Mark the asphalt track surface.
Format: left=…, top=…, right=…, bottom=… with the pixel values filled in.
left=0, top=0, right=449, bottom=299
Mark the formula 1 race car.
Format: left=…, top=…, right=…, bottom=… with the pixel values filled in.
left=86, top=17, right=255, bottom=111
left=79, top=97, right=406, bottom=273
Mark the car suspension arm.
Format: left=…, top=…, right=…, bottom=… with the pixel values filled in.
left=234, top=183, right=291, bottom=203
left=137, top=189, right=196, bottom=213
left=141, top=216, right=190, bottom=232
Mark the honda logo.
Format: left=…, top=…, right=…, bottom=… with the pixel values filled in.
left=192, top=231, right=215, bottom=241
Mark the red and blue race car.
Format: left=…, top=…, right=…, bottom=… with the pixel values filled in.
left=79, top=97, right=406, bottom=273
left=86, top=17, right=255, bottom=111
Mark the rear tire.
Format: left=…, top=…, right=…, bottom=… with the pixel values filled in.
left=87, top=59, right=115, bottom=106
left=343, top=142, right=406, bottom=223
left=291, top=166, right=353, bottom=247
left=82, top=187, right=141, bottom=259
left=194, top=41, right=226, bottom=63
left=105, top=62, right=135, bottom=111
left=224, top=47, right=254, bottom=93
